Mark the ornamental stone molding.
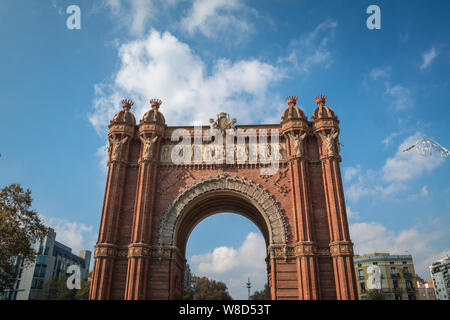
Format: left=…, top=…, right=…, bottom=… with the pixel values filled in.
left=157, top=173, right=289, bottom=247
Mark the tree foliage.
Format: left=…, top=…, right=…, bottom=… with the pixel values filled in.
left=75, top=272, right=91, bottom=300
left=250, top=283, right=271, bottom=300
left=366, top=289, right=385, bottom=300
left=38, top=276, right=77, bottom=300
left=184, top=278, right=233, bottom=300
left=0, top=184, right=48, bottom=292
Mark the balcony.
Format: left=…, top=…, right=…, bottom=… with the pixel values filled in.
left=391, top=273, right=400, bottom=278
left=403, top=272, right=412, bottom=278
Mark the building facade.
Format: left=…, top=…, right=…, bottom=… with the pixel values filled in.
left=354, top=253, right=418, bottom=300
left=416, top=277, right=436, bottom=300
left=1, top=228, right=91, bottom=300
left=90, top=95, right=358, bottom=300
left=429, top=256, right=450, bottom=300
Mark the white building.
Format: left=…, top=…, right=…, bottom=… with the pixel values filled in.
left=429, top=256, right=450, bottom=300
left=1, top=228, right=91, bottom=300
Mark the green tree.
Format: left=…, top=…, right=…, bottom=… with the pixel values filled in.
left=183, top=286, right=194, bottom=300
left=192, top=278, right=233, bottom=300
left=0, top=184, right=48, bottom=292
left=250, top=283, right=271, bottom=300
left=366, top=289, right=384, bottom=300
left=38, top=276, right=77, bottom=300
left=75, top=271, right=92, bottom=300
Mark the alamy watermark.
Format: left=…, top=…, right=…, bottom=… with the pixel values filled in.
left=166, top=124, right=280, bottom=176
left=366, top=5, right=381, bottom=30
left=66, top=264, right=81, bottom=289
left=66, top=5, right=81, bottom=30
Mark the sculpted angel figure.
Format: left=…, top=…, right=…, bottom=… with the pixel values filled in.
left=318, top=129, right=339, bottom=156
left=279, top=141, right=287, bottom=160
left=288, top=132, right=307, bottom=157
left=160, top=144, right=172, bottom=162
left=140, top=135, right=158, bottom=160
left=109, top=135, right=128, bottom=161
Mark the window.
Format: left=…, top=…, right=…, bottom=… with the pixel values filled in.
left=389, top=261, right=394, bottom=264
left=358, top=269, right=364, bottom=280
left=360, top=282, right=366, bottom=293
left=408, top=294, right=416, bottom=300
left=395, top=294, right=402, bottom=300
left=391, top=267, right=396, bottom=276
left=393, top=280, right=399, bottom=288
left=373, top=262, right=378, bottom=265
left=406, top=280, right=413, bottom=290
left=403, top=267, right=409, bottom=275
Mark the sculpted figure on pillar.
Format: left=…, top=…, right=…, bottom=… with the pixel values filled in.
left=318, top=129, right=339, bottom=157
left=279, top=141, right=287, bottom=160
left=109, top=135, right=128, bottom=161
left=140, top=135, right=159, bottom=160
left=289, top=132, right=307, bottom=157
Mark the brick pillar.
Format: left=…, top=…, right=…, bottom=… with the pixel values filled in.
left=314, top=116, right=358, bottom=300
left=321, top=157, right=358, bottom=300
left=90, top=111, right=134, bottom=300
left=124, top=137, right=161, bottom=300
left=124, top=99, right=165, bottom=300
left=286, top=131, right=321, bottom=300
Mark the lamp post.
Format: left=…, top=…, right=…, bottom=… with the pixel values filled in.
left=403, top=138, right=450, bottom=158
left=246, top=277, right=251, bottom=300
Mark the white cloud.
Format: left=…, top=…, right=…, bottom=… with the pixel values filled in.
left=350, top=221, right=448, bottom=278
left=369, top=66, right=391, bottom=81
left=43, top=217, right=96, bottom=255
left=382, top=130, right=403, bottom=148
left=420, top=46, right=437, bottom=70
left=180, top=0, right=251, bottom=40
left=346, top=133, right=443, bottom=203
left=89, top=29, right=284, bottom=133
left=96, top=0, right=157, bottom=36
left=343, top=165, right=361, bottom=182
left=189, top=232, right=267, bottom=299
left=421, top=185, right=429, bottom=198
left=368, top=66, right=413, bottom=112
left=279, top=20, right=337, bottom=73
left=382, top=133, right=443, bottom=182
left=384, top=82, right=413, bottom=111
left=346, top=206, right=360, bottom=220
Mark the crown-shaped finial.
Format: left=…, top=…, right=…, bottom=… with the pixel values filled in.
left=121, top=99, right=134, bottom=110
left=150, top=98, right=162, bottom=109
left=285, top=95, right=298, bottom=106
left=314, top=94, right=327, bottom=105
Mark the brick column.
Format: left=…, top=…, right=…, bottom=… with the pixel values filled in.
left=124, top=154, right=159, bottom=299
left=281, top=95, right=321, bottom=300
left=124, top=99, right=165, bottom=300
left=285, top=133, right=320, bottom=300
left=90, top=113, right=134, bottom=300
left=313, top=96, right=358, bottom=300
left=321, top=157, right=357, bottom=300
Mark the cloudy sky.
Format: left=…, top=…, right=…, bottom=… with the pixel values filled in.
left=1, top=0, right=449, bottom=299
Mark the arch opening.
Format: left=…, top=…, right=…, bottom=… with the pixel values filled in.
left=157, top=174, right=288, bottom=252
left=184, top=212, right=268, bottom=299
left=175, top=191, right=271, bottom=257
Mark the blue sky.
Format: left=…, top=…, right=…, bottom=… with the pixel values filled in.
left=0, top=0, right=449, bottom=299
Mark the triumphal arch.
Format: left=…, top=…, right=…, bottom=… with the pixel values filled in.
left=89, top=95, right=358, bottom=300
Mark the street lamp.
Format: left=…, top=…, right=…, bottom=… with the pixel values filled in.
left=246, top=277, right=251, bottom=300
left=403, top=138, right=450, bottom=158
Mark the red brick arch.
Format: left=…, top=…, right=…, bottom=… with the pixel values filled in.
left=89, top=96, right=358, bottom=300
